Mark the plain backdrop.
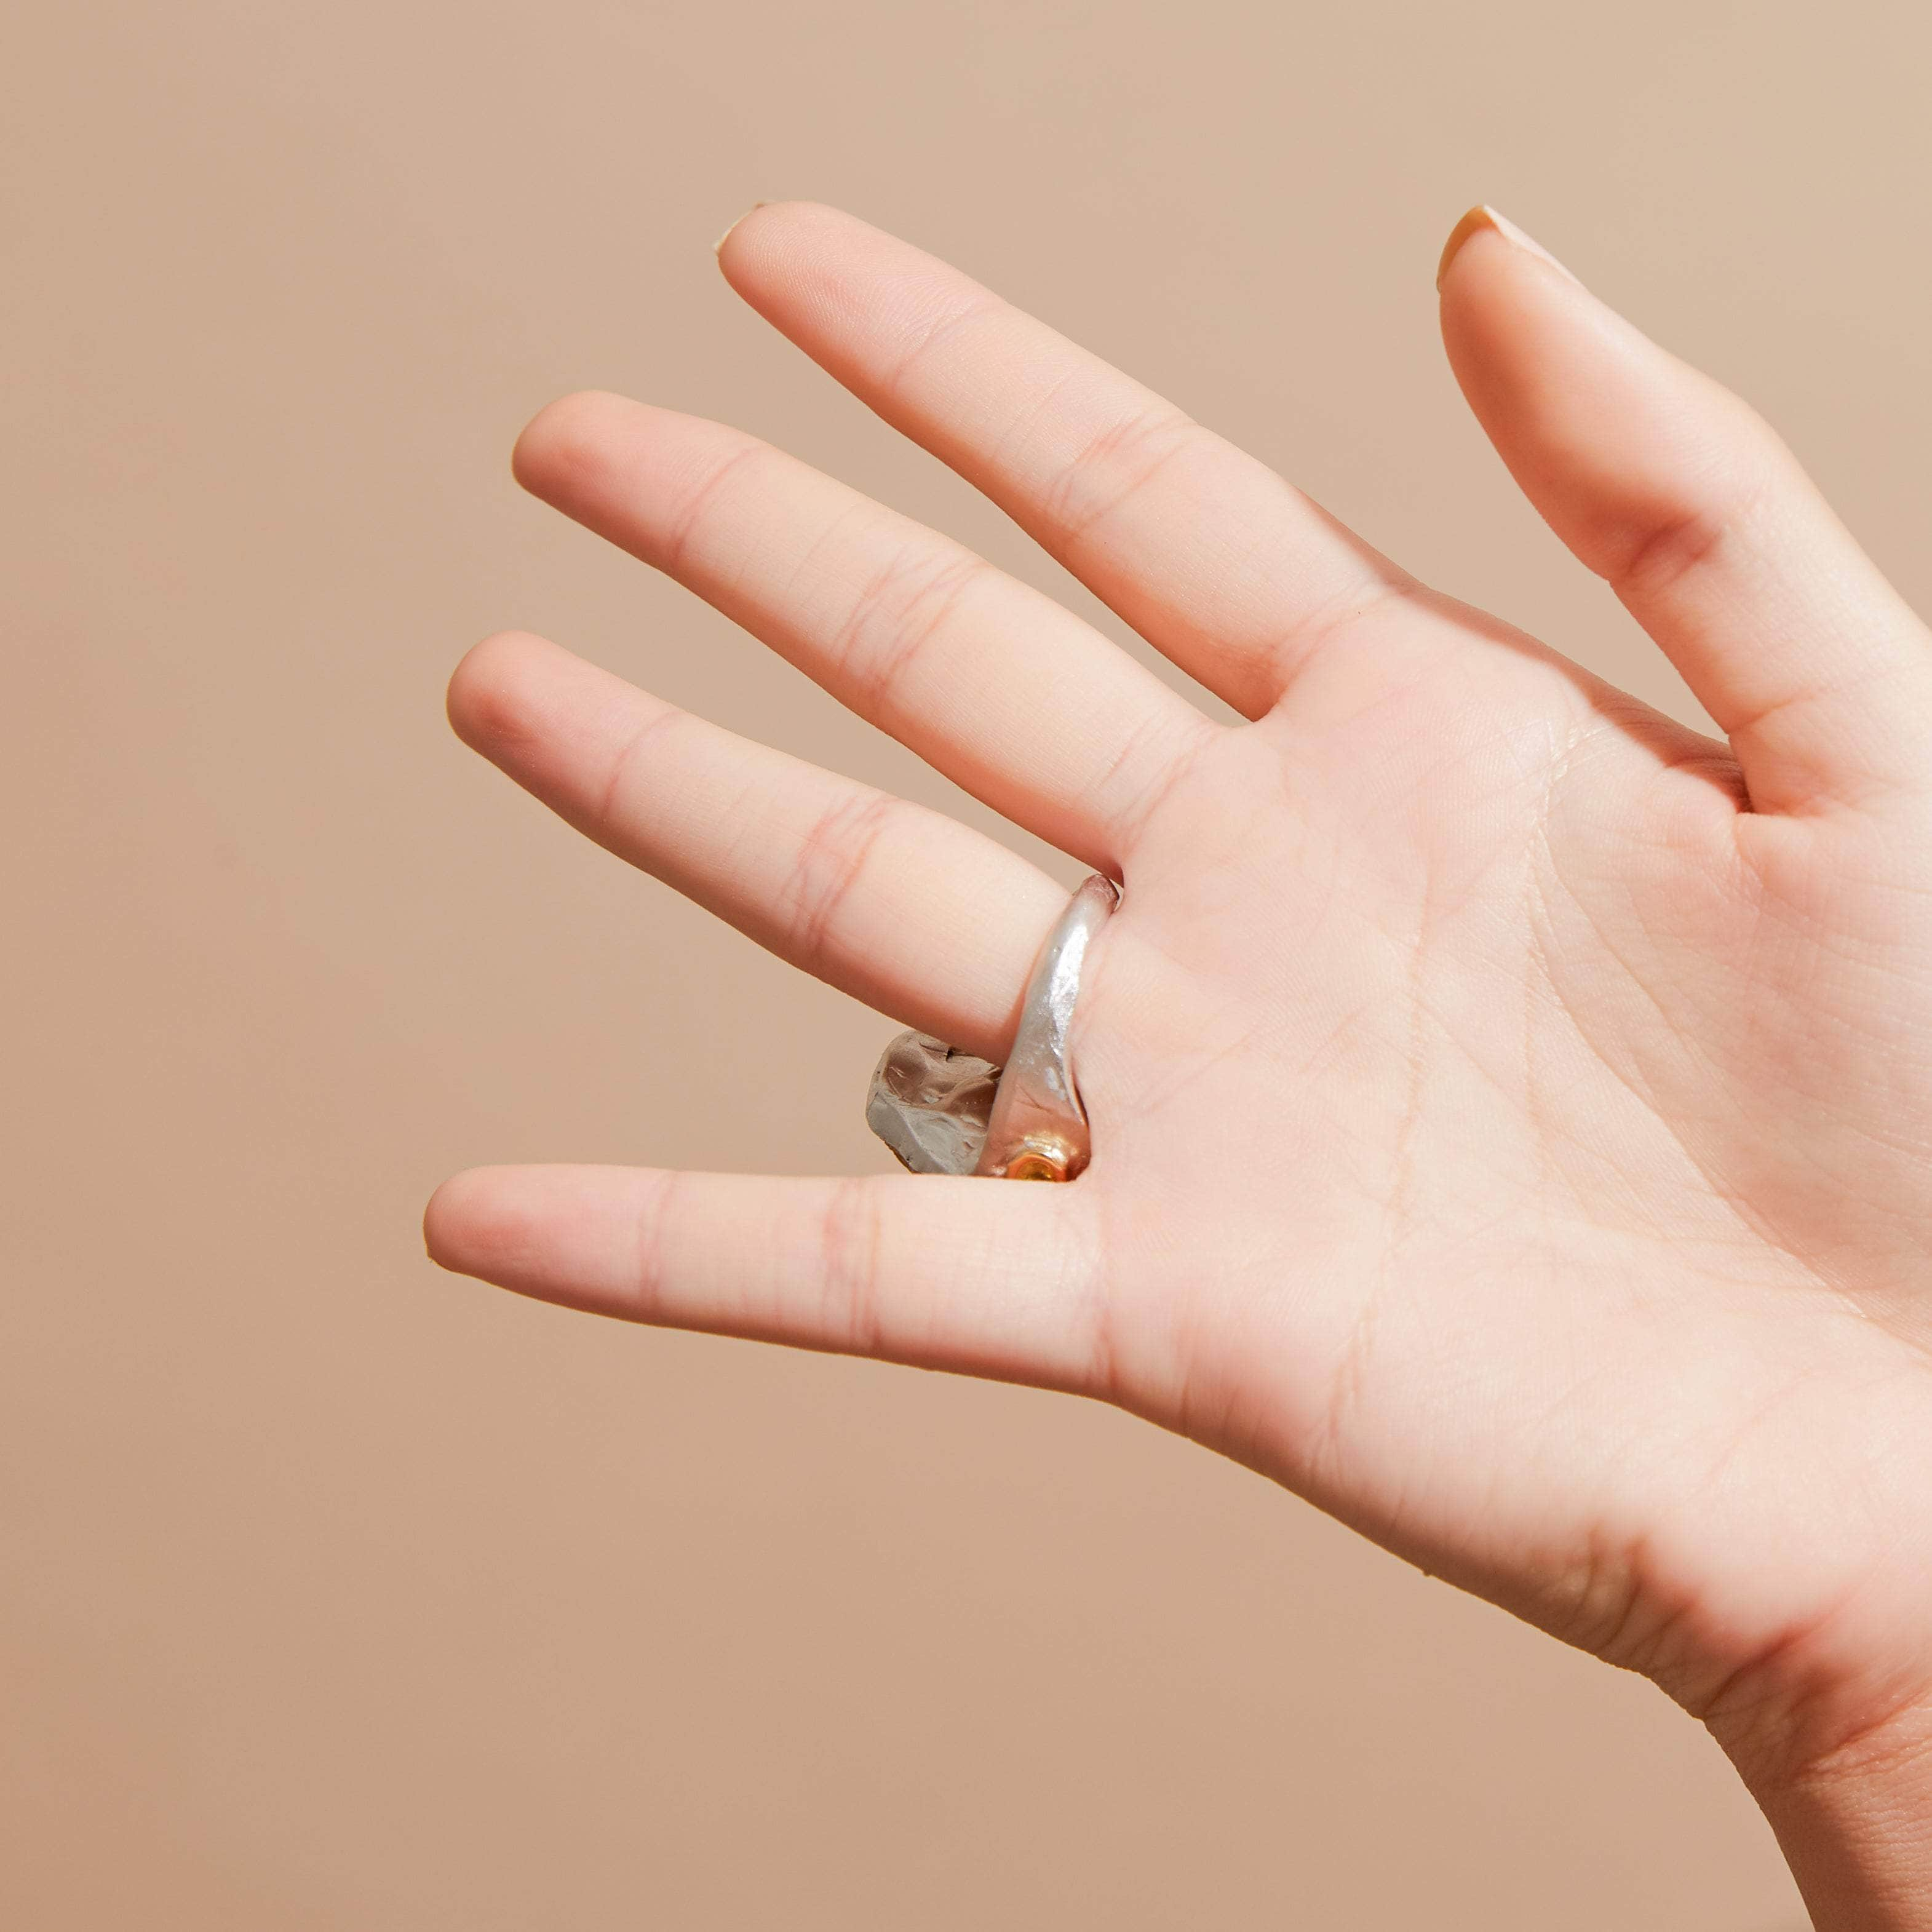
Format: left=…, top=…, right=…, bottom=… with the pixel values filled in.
left=8, top=1, right=1929, bottom=1925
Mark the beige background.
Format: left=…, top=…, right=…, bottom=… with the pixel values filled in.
left=7, top=0, right=1928, bottom=1924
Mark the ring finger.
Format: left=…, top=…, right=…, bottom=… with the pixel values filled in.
left=448, top=629, right=1069, bottom=1060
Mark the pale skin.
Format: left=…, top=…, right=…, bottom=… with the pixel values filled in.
left=426, top=201, right=1932, bottom=1926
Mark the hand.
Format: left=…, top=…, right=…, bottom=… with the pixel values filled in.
left=427, top=202, right=1932, bottom=1926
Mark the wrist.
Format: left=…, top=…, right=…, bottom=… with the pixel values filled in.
left=1722, top=1695, right=1932, bottom=1931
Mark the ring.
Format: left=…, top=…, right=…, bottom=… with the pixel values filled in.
left=864, top=872, right=1119, bottom=1181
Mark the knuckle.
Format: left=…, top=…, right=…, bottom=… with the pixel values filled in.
left=657, top=439, right=770, bottom=576
left=832, top=542, right=989, bottom=718
left=594, top=701, right=685, bottom=825
left=782, top=789, right=898, bottom=964
left=1036, top=403, right=1201, bottom=548
left=884, top=290, right=1004, bottom=402
left=1613, top=502, right=1737, bottom=600
left=1606, top=416, right=1785, bottom=598
left=628, top=1169, right=683, bottom=1321
left=816, top=1175, right=885, bottom=1353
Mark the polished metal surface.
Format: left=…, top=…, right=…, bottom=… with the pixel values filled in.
left=864, top=872, right=1119, bottom=1180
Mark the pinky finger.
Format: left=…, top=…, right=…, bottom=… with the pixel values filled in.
left=424, top=1164, right=1104, bottom=1391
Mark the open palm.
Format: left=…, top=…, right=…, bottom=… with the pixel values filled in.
left=429, top=203, right=1932, bottom=1840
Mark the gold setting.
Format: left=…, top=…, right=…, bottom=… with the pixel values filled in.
left=1001, top=1134, right=1076, bottom=1183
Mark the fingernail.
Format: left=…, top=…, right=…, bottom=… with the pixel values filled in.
left=713, top=201, right=773, bottom=256
left=1436, top=204, right=1584, bottom=292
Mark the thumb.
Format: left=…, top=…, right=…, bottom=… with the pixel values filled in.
left=1436, top=205, right=1931, bottom=816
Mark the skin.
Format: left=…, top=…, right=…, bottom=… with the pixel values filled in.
left=426, top=201, right=1932, bottom=1926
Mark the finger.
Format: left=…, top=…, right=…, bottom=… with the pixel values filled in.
left=424, top=1163, right=1102, bottom=1391
left=1437, top=205, right=1932, bottom=816
left=448, top=630, right=1067, bottom=1063
left=715, top=200, right=1417, bottom=722
left=511, top=390, right=1212, bottom=870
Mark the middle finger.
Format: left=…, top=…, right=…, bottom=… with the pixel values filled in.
left=512, top=390, right=1217, bottom=873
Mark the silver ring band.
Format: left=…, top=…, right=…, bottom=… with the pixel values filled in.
left=864, top=872, right=1119, bottom=1181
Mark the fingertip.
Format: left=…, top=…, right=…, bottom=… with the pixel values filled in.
left=424, top=1165, right=537, bottom=1278
left=423, top=1167, right=482, bottom=1272
left=712, top=197, right=776, bottom=262
left=510, top=388, right=633, bottom=498
left=445, top=629, right=555, bottom=757
left=1436, top=205, right=1500, bottom=291
left=1437, top=204, right=1587, bottom=305
left=714, top=199, right=870, bottom=293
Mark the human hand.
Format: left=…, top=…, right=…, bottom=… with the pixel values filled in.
left=427, top=202, right=1932, bottom=1926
